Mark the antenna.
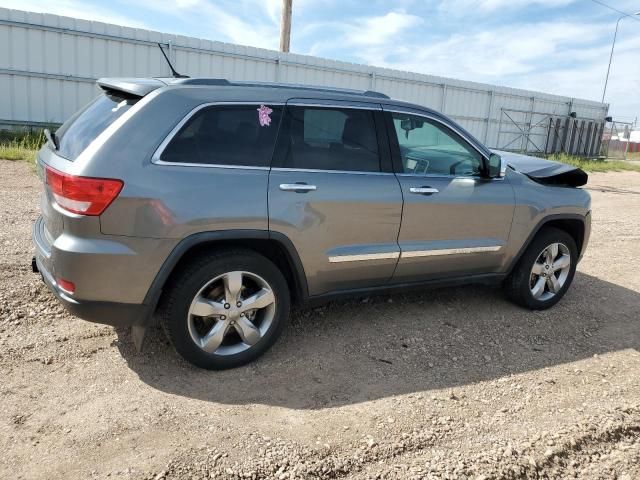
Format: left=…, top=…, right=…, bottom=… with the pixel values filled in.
left=157, top=43, right=189, bottom=78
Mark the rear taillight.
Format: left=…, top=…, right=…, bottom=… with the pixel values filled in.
left=56, top=278, right=76, bottom=295
left=45, top=165, right=123, bottom=216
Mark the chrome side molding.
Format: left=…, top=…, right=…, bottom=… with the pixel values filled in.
left=328, top=252, right=400, bottom=263
left=328, top=245, right=502, bottom=263
left=401, top=246, right=502, bottom=258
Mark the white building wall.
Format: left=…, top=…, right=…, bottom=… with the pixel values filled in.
left=0, top=7, right=608, bottom=151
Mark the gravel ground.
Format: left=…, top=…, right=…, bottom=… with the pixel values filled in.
left=0, top=159, right=638, bottom=480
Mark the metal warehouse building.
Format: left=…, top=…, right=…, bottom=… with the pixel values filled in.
left=0, top=7, right=609, bottom=156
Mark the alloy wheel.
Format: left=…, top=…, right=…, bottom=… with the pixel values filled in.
left=529, top=242, right=571, bottom=302
left=187, top=271, right=276, bottom=356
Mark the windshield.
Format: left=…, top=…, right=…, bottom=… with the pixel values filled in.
left=55, top=93, right=138, bottom=160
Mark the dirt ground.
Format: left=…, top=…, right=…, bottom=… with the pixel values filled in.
left=0, top=159, right=638, bottom=480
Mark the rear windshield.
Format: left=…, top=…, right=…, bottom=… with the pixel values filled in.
left=55, top=93, right=138, bottom=160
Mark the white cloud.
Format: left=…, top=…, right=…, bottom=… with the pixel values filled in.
left=302, top=10, right=424, bottom=58
left=313, top=20, right=607, bottom=78
left=1, top=0, right=149, bottom=28
left=345, top=11, right=423, bottom=46
left=133, top=0, right=281, bottom=49
left=174, top=0, right=201, bottom=8
left=441, top=0, right=576, bottom=13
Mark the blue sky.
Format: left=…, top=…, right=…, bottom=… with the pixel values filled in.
left=5, top=0, right=640, bottom=120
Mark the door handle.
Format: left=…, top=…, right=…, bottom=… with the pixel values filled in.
left=409, top=186, right=439, bottom=195
left=279, top=183, right=317, bottom=193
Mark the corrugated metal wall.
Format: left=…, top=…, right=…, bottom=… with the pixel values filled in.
left=0, top=7, right=608, bottom=151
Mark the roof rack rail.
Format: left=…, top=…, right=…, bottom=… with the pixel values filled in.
left=175, top=78, right=232, bottom=86
left=363, top=90, right=390, bottom=99
left=169, top=78, right=390, bottom=99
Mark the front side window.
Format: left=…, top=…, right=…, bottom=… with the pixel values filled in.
left=391, top=112, right=482, bottom=176
left=279, top=106, right=380, bottom=172
left=160, top=104, right=283, bottom=167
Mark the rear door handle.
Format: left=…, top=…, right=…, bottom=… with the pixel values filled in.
left=279, top=183, right=317, bottom=193
left=409, top=186, right=439, bottom=195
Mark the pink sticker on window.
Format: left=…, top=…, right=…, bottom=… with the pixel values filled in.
left=257, top=104, right=273, bottom=127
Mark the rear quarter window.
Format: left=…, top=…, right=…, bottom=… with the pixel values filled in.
left=159, top=104, right=283, bottom=167
left=55, top=93, right=137, bottom=160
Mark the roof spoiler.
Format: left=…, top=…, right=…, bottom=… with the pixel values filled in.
left=97, top=78, right=167, bottom=98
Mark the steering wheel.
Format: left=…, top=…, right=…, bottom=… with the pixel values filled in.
left=449, top=158, right=479, bottom=176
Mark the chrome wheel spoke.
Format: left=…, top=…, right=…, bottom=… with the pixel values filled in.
left=531, top=276, right=546, bottom=299
left=200, top=320, right=230, bottom=353
left=241, top=288, right=275, bottom=311
left=546, top=274, right=561, bottom=293
left=531, top=262, right=545, bottom=276
left=191, top=298, right=227, bottom=318
left=553, top=254, right=570, bottom=271
left=234, top=316, right=261, bottom=345
left=224, top=271, right=243, bottom=303
left=545, top=244, right=558, bottom=264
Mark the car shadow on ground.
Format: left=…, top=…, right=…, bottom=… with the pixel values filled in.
left=116, top=272, right=639, bottom=409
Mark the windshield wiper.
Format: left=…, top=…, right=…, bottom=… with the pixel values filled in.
left=44, top=129, right=59, bottom=150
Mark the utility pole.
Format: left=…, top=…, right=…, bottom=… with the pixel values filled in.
left=601, top=12, right=640, bottom=103
left=279, top=0, right=292, bottom=53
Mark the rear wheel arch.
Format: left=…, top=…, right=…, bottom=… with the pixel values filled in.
left=145, top=231, right=307, bottom=317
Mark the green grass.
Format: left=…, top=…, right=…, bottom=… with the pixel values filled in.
left=546, top=153, right=640, bottom=172
left=0, top=129, right=47, bottom=163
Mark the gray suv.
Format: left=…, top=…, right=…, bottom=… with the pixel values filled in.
left=32, top=77, right=591, bottom=369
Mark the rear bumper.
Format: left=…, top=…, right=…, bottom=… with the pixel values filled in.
left=34, top=254, right=149, bottom=327
left=32, top=215, right=165, bottom=327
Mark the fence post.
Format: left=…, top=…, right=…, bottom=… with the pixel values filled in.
left=521, top=96, right=535, bottom=153
left=441, top=84, right=447, bottom=113
left=483, top=90, right=494, bottom=145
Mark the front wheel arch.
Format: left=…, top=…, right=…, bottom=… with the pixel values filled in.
left=506, top=214, right=586, bottom=276
left=504, top=226, right=578, bottom=309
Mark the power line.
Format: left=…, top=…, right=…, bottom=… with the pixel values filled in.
left=590, top=0, right=640, bottom=21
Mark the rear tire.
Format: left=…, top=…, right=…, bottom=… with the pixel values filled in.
left=159, top=249, right=290, bottom=369
left=504, top=227, right=577, bottom=310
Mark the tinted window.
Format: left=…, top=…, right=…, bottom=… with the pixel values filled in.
left=160, top=104, right=283, bottom=167
left=280, top=106, right=380, bottom=172
left=56, top=93, right=137, bottom=160
left=392, top=112, right=482, bottom=176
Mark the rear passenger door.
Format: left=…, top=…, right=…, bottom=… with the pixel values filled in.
left=268, top=100, right=403, bottom=297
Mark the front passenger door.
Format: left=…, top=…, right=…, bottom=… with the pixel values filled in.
left=387, top=110, right=515, bottom=282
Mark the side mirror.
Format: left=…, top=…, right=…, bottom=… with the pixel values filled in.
left=488, top=153, right=506, bottom=178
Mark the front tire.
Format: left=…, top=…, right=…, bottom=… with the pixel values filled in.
left=160, top=249, right=290, bottom=369
left=505, top=227, right=577, bottom=310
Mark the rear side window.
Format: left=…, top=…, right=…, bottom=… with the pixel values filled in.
left=160, top=104, right=283, bottom=167
left=278, top=106, right=380, bottom=172
left=56, top=93, right=138, bottom=160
